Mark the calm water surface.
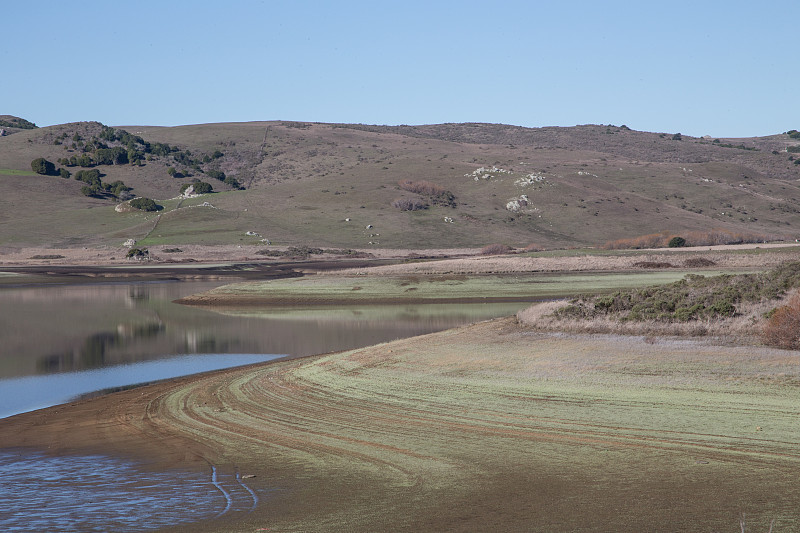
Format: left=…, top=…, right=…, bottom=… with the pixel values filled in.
left=0, top=279, right=527, bottom=531
left=0, top=280, right=527, bottom=416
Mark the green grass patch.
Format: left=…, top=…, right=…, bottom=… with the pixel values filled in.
left=203, top=270, right=721, bottom=304
left=0, top=168, right=37, bottom=176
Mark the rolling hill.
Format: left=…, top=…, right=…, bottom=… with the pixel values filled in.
left=1, top=116, right=799, bottom=250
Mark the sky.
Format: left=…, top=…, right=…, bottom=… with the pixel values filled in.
left=3, top=1, right=798, bottom=137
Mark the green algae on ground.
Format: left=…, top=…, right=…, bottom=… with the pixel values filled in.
left=195, top=270, right=732, bottom=304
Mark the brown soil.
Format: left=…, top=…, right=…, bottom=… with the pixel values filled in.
left=2, top=318, right=798, bottom=532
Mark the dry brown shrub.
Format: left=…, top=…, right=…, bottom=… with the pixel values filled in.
left=683, top=257, right=716, bottom=267
left=632, top=261, right=674, bottom=269
left=602, top=229, right=775, bottom=250
left=391, top=197, right=428, bottom=211
left=523, top=243, right=543, bottom=252
left=480, top=243, right=513, bottom=256
left=397, top=179, right=447, bottom=197
left=762, top=291, right=800, bottom=349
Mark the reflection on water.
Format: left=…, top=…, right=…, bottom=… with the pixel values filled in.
left=0, top=450, right=231, bottom=532
left=0, top=281, right=528, bottom=380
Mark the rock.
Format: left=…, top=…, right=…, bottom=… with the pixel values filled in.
left=123, top=239, right=136, bottom=247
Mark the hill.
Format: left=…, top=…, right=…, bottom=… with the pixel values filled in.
left=1, top=118, right=799, bottom=250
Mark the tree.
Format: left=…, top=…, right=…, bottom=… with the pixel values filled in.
left=668, top=236, right=687, bottom=248
left=59, top=168, right=71, bottom=179
left=167, top=166, right=177, bottom=177
left=129, top=197, right=160, bottom=211
left=31, top=158, right=56, bottom=175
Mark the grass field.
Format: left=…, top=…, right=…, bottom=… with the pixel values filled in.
left=181, top=270, right=726, bottom=306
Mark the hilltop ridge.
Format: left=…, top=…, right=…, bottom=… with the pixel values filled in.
left=1, top=119, right=799, bottom=250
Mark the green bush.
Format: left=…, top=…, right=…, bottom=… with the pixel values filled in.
left=31, top=158, right=56, bottom=175
left=668, top=236, right=687, bottom=248
left=223, top=175, right=243, bottom=189
left=58, top=168, right=70, bottom=179
left=555, top=262, right=800, bottom=323
left=126, top=247, right=149, bottom=259
left=129, top=197, right=160, bottom=211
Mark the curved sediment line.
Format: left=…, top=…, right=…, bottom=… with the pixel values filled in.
left=236, top=472, right=259, bottom=512
left=211, top=465, right=232, bottom=517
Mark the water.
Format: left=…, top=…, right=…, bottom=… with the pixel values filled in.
left=0, top=279, right=528, bottom=531
left=0, top=450, right=257, bottom=532
left=0, top=353, right=283, bottom=418
left=0, top=280, right=527, bottom=415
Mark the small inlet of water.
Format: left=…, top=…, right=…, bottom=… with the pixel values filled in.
left=0, top=449, right=263, bottom=532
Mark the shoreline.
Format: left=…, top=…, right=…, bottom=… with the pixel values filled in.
left=2, top=318, right=799, bottom=531
left=2, top=246, right=800, bottom=531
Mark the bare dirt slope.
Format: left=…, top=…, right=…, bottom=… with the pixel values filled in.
left=2, top=318, right=798, bottom=532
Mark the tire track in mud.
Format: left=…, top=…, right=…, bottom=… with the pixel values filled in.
left=137, top=345, right=800, bottom=502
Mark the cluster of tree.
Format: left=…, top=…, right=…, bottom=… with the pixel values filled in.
left=0, top=117, right=37, bottom=129
left=74, top=169, right=131, bottom=198
left=32, top=157, right=73, bottom=179
left=787, top=130, right=800, bottom=139
left=57, top=154, right=94, bottom=167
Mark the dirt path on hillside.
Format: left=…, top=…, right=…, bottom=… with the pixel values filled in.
left=2, top=318, right=798, bottom=532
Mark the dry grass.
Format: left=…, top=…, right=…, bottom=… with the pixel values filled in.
left=335, top=246, right=799, bottom=277
left=603, top=229, right=775, bottom=250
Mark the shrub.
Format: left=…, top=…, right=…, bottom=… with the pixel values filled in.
left=397, top=180, right=456, bottom=207
left=129, top=197, right=160, bottom=211
left=126, top=247, right=149, bottom=259
left=556, top=261, right=800, bottom=324
left=762, top=291, right=800, bottom=349
left=392, top=197, right=428, bottom=211
left=668, top=236, right=687, bottom=248
left=206, top=169, right=225, bottom=181
left=480, top=243, right=513, bottom=255
left=684, top=257, right=716, bottom=268
left=58, top=168, right=71, bottom=179
left=74, top=169, right=102, bottom=186
left=523, top=243, right=543, bottom=252
left=31, top=157, right=56, bottom=175
left=223, top=175, right=243, bottom=189
left=632, top=261, right=674, bottom=269
left=672, top=133, right=682, bottom=141
left=191, top=181, right=213, bottom=194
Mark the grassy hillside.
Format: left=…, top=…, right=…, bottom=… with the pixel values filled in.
left=1, top=118, right=799, bottom=249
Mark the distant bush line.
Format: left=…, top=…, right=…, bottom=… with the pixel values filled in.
left=0, top=117, right=37, bottom=129
left=603, top=230, right=772, bottom=250
left=556, top=261, right=800, bottom=324
left=255, top=246, right=373, bottom=259
left=52, top=123, right=241, bottom=189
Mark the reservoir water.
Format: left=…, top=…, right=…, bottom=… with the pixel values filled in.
left=0, top=277, right=528, bottom=531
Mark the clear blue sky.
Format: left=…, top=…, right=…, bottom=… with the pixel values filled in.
left=3, top=1, right=798, bottom=137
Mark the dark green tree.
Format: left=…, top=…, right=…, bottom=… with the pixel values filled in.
left=31, top=158, right=56, bottom=175
left=129, top=197, right=160, bottom=211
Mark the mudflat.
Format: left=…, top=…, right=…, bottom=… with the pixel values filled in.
left=2, top=317, right=798, bottom=532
